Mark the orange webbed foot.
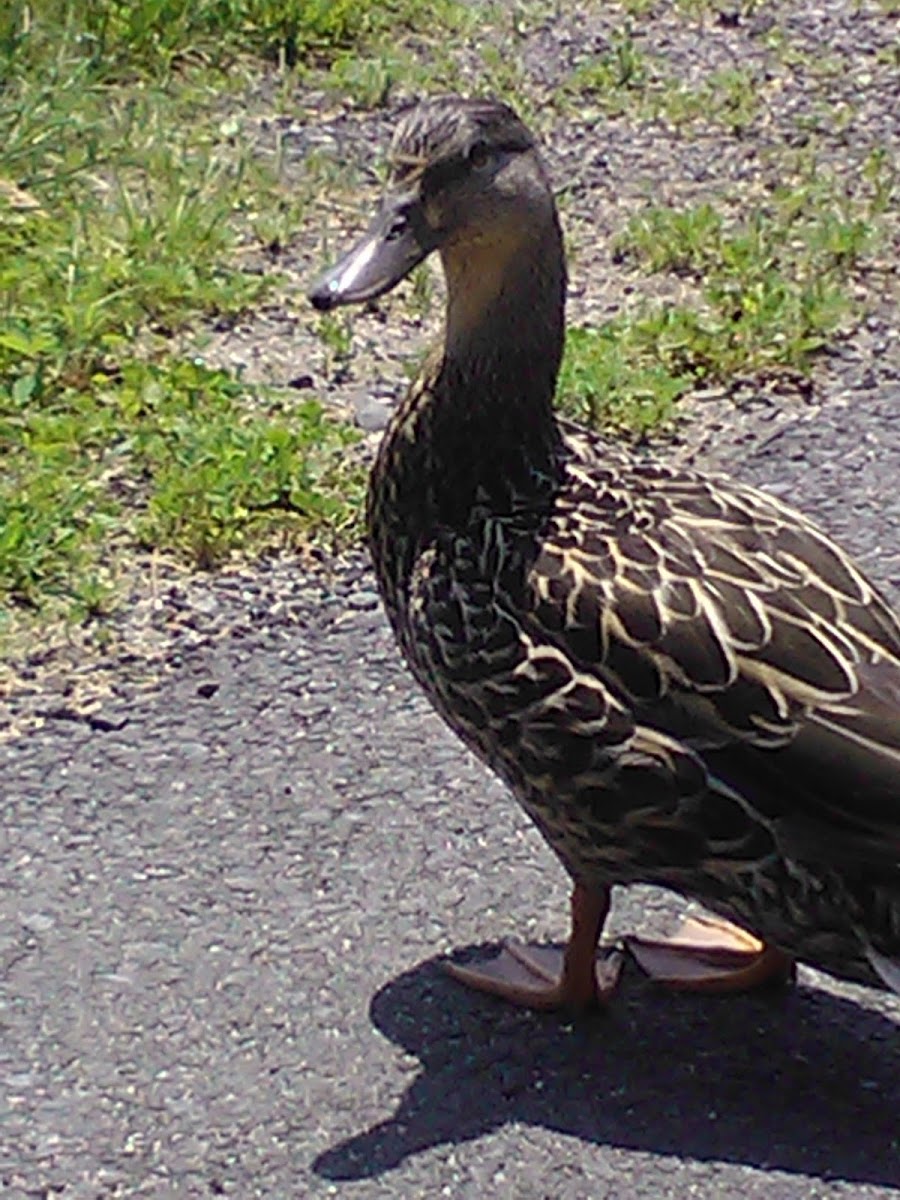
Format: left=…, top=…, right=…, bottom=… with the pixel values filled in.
left=444, top=884, right=620, bottom=1012
left=626, top=914, right=795, bottom=993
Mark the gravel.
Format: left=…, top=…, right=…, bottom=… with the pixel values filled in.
left=2, top=368, right=898, bottom=1200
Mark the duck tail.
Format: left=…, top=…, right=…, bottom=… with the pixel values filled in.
left=866, top=945, right=900, bottom=996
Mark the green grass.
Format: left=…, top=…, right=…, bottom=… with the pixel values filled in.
left=0, top=1, right=399, bottom=640
left=1, top=0, right=468, bottom=76
left=558, top=171, right=889, bottom=434
left=1, top=361, right=361, bottom=613
left=1, top=0, right=896, bottom=644
left=558, top=323, right=690, bottom=435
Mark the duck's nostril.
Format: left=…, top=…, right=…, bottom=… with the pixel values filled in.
left=386, top=210, right=410, bottom=243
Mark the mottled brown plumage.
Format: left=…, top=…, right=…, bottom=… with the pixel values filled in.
left=310, top=95, right=900, bottom=1004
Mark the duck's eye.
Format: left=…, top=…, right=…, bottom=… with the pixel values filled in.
left=467, top=139, right=490, bottom=170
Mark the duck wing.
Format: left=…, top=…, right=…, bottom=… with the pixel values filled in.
left=528, top=450, right=900, bottom=873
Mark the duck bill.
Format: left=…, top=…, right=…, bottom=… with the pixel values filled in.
left=309, top=195, right=436, bottom=311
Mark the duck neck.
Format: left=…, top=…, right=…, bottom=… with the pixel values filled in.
left=433, top=214, right=568, bottom=504
left=369, top=212, right=567, bottom=598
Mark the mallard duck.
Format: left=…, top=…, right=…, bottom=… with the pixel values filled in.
left=310, top=95, right=900, bottom=1010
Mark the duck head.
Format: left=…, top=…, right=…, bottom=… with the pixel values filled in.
left=308, top=96, right=561, bottom=333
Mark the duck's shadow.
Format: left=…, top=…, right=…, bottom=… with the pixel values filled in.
left=314, top=946, right=900, bottom=1185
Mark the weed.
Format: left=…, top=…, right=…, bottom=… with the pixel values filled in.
left=861, top=147, right=897, bottom=216
left=131, top=363, right=362, bottom=567
left=561, top=174, right=886, bottom=434
left=326, top=50, right=417, bottom=108
left=315, top=313, right=355, bottom=373
left=612, top=204, right=725, bottom=275
left=558, top=321, right=688, bottom=435
left=1, top=359, right=361, bottom=620
left=562, top=32, right=652, bottom=115
left=561, top=39, right=761, bottom=134
left=0, top=85, right=270, bottom=398
left=651, top=67, right=762, bottom=134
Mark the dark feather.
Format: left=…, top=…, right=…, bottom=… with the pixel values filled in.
left=330, top=95, right=900, bottom=994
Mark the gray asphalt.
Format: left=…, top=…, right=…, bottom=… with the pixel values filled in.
left=3, top=379, right=900, bottom=1197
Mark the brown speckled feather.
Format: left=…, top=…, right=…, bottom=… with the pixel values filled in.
left=319, top=95, right=900, bottom=993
